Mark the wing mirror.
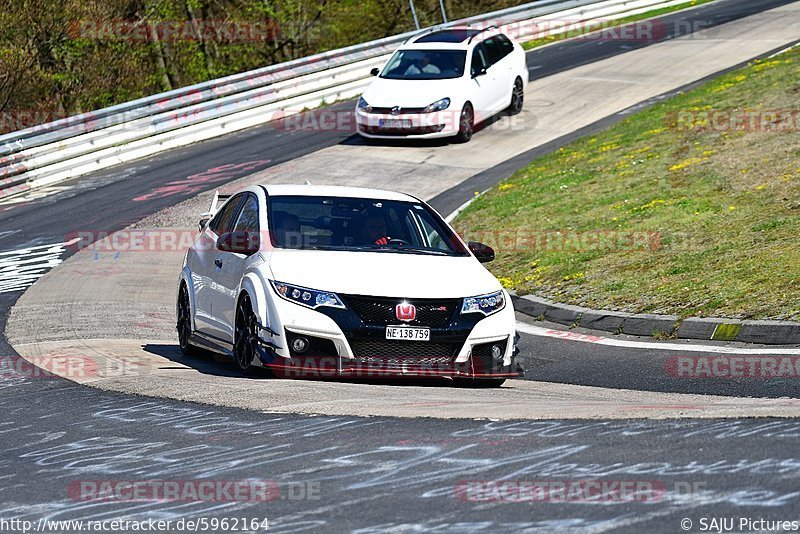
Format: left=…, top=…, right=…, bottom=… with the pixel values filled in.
left=370, top=67, right=380, bottom=76
left=472, top=66, right=488, bottom=78
left=216, top=231, right=260, bottom=255
left=198, top=217, right=210, bottom=232
left=468, top=241, right=495, bottom=263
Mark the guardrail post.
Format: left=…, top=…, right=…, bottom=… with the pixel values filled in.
left=409, top=0, right=421, bottom=30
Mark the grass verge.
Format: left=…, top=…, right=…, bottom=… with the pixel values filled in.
left=521, top=0, right=717, bottom=51
left=453, top=46, right=800, bottom=320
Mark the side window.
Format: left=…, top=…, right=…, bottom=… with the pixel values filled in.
left=234, top=194, right=260, bottom=233
left=411, top=211, right=448, bottom=250
left=403, top=211, right=425, bottom=248
left=498, top=34, right=515, bottom=57
left=209, top=194, right=244, bottom=235
left=471, top=44, right=489, bottom=76
left=483, top=36, right=511, bottom=66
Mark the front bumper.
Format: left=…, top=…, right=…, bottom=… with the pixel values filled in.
left=256, top=291, right=522, bottom=380
left=355, top=108, right=460, bottom=139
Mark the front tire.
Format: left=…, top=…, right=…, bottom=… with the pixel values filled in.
left=177, top=283, right=201, bottom=357
left=234, top=294, right=258, bottom=373
left=454, top=103, right=474, bottom=143
left=454, top=378, right=506, bottom=388
left=507, top=77, right=524, bottom=115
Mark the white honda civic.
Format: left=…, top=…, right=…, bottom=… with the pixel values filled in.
left=355, top=26, right=528, bottom=142
left=177, top=184, right=522, bottom=386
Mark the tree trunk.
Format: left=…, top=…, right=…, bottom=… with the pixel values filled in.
left=148, top=21, right=174, bottom=91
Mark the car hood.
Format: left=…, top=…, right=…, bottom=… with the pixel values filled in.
left=268, top=249, right=501, bottom=299
left=361, top=77, right=465, bottom=108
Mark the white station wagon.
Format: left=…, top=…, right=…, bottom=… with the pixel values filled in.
left=356, top=26, right=528, bottom=142
left=177, top=184, right=522, bottom=386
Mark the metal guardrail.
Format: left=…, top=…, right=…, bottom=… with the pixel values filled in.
left=0, top=0, right=686, bottom=198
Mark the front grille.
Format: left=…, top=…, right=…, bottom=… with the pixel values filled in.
left=350, top=340, right=460, bottom=359
left=350, top=340, right=461, bottom=373
left=360, top=124, right=446, bottom=136
left=355, top=355, right=453, bottom=371
left=368, top=106, right=427, bottom=114
left=343, top=295, right=459, bottom=327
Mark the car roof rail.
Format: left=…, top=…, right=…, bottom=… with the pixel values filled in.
left=467, top=25, right=498, bottom=44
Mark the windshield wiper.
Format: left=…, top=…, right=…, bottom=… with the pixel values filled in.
left=383, top=246, right=450, bottom=256
left=285, top=244, right=452, bottom=255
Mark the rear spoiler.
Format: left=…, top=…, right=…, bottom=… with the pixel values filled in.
left=198, top=191, right=232, bottom=231
left=202, top=191, right=232, bottom=219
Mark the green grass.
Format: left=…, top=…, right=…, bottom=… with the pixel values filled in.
left=521, top=0, right=718, bottom=51
left=453, top=47, right=800, bottom=320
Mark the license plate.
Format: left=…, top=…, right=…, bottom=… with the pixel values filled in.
left=386, top=326, right=430, bottom=341
left=379, top=119, right=412, bottom=129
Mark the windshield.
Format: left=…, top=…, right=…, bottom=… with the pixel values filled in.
left=380, top=49, right=466, bottom=80
left=268, top=195, right=469, bottom=256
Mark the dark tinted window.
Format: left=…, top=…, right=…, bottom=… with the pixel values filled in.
left=382, top=50, right=466, bottom=80
left=209, top=194, right=244, bottom=235
left=268, top=195, right=468, bottom=256
left=498, top=34, right=515, bottom=55
left=234, top=194, right=259, bottom=233
left=471, top=44, right=489, bottom=75
left=415, top=29, right=482, bottom=43
left=483, top=36, right=512, bottom=66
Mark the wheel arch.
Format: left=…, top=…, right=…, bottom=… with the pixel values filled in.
left=239, top=271, right=269, bottom=329
left=177, top=267, right=198, bottom=331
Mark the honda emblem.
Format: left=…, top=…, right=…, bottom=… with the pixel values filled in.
left=395, top=302, right=416, bottom=322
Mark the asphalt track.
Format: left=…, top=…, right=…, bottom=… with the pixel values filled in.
left=2, top=0, right=800, bottom=531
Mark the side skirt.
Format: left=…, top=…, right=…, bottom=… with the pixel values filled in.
left=189, top=331, right=234, bottom=357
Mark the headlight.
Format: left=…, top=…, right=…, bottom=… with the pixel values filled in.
left=357, top=97, right=372, bottom=113
left=270, top=280, right=345, bottom=310
left=424, top=97, right=450, bottom=113
left=461, top=290, right=505, bottom=316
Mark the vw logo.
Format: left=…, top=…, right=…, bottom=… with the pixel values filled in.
left=390, top=106, right=402, bottom=115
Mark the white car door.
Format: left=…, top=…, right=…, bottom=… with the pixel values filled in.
left=482, top=35, right=515, bottom=113
left=469, top=42, right=497, bottom=123
left=194, top=193, right=245, bottom=340
left=211, top=192, right=261, bottom=342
